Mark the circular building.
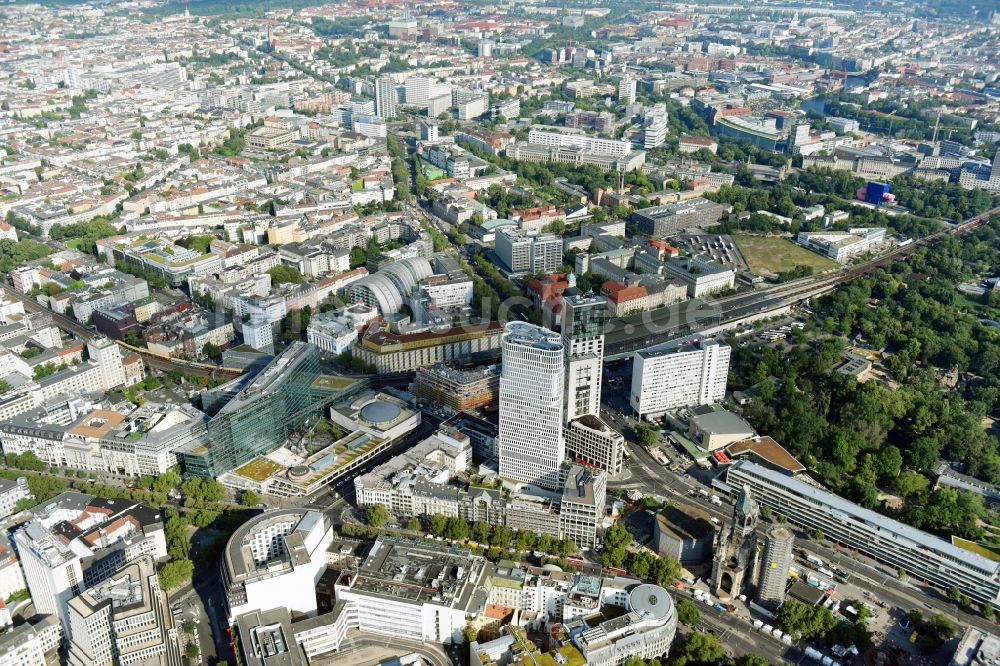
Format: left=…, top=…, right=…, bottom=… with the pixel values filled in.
left=653, top=502, right=716, bottom=565
left=359, top=400, right=403, bottom=428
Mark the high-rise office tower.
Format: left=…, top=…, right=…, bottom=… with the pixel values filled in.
left=498, top=322, right=565, bottom=490
left=561, top=292, right=625, bottom=476
left=562, top=293, right=607, bottom=423
left=375, top=75, right=397, bottom=119
left=756, top=524, right=795, bottom=610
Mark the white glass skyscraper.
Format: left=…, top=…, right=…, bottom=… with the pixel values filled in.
left=498, top=322, right=565, bottom=489
left=562, top=293, right=606, bottom=423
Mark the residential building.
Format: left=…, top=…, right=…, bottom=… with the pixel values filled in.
left=498, top=322, right=565, bottom=490
left=725, top=461, right=1000, bottom=608
left=0, top=476, right=31, bottom=519
left=630, top=338, right=730, bottom=418
left=458, top=95, right=488, bottom=121
left=756, top=525, right=794, bottom=610
left=0, top=616, right=61, bottom=666
left=66, top=557, right=180, bottom=666
left=241, top=315, right=274, bottom=354
left=618, top=76, right=637, bottom=104
left=306, top=304, right=379, bottom=355
left=0, top=533, right=27, bottom=601
left=246, top=125, right=300, bottom=151
left=375, top=75, right=397, bottom=119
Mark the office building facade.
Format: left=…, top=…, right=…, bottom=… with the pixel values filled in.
left=630, top=338, right=730, bottom=418
left=562, top=293, right=606, bottom=423
left=66, top=557, right=180, bottom=666
left=179, top=343, right=364, bottom=476
left=725, top=461, right=1000, bottom=608
left=494, top=229, right=562, bottom=275
left=498, top=322, right=566, bottom=489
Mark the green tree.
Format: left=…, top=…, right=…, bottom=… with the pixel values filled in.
left=158, top=559, right=194, bottom=590
left=267, top=264, right=304, bottom=285
left=676, top=598, right=700, bottom=626
left=406, top=516, right=422, bottom=532
left=241, top=490, right=261, bottom=507
left=775, top=600, right=837, bottom=639
left=672, top=632, right=726, bottom=666
left=429, top=513, right=448, bottom=536
left=635, top=424, right=658, bottom=447
left=737, top=656, right=771, bottom=666
left=365, top=503, right=389, bottom=528
left=202, top=342, right=222, bottom=362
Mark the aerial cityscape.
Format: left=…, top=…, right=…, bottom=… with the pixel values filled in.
left=0, top=0, right=999, bottom=664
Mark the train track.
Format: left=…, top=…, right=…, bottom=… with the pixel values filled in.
left=717, top=207, right=999, bottom=321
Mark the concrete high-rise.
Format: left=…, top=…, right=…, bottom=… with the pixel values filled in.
left=375, top=75, right=397, bottom=119
left=86, top=337, right=126, bottom=391
left=498, top=322, right=565, bottom=490
left=618, top=76, right=637, bottom=104
left=630, top=338, right=731, bottom=418
left=562, top=293, right=606, bottom=423
left=67, top=557, right=180, bottom=666
left=756, top=524, right=794, bottom=610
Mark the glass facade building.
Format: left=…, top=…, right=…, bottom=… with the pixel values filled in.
left=179, top=342, right=365, bottom=477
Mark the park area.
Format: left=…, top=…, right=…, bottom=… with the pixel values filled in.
left=733, top=234, right=838, bottom=277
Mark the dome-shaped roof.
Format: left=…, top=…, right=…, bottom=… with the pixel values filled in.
left=360, top=400, right=402, bottom=425
left=628, top=584, right=674, bottom=622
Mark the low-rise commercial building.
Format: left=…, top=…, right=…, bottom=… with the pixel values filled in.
left=412, top=363, right=501, bottom=412
left=724, top=461, right=1000, bottom=608
left=631, top=198, right=727, bottom=237
left=354, top=320, right=504, bottom=373
left=796, top=227, right=886, bottom=262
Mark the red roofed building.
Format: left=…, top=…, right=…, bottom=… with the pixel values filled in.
left=601, top=280, right=648, bottom=317
left=526, top=273, right=571, bottom=329
left=648, top=239, right=679, bottom=260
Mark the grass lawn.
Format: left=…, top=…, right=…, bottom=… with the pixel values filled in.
left=234, top=457, right=284, bottom=482
left=733, top=235, right=839, bottom=276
